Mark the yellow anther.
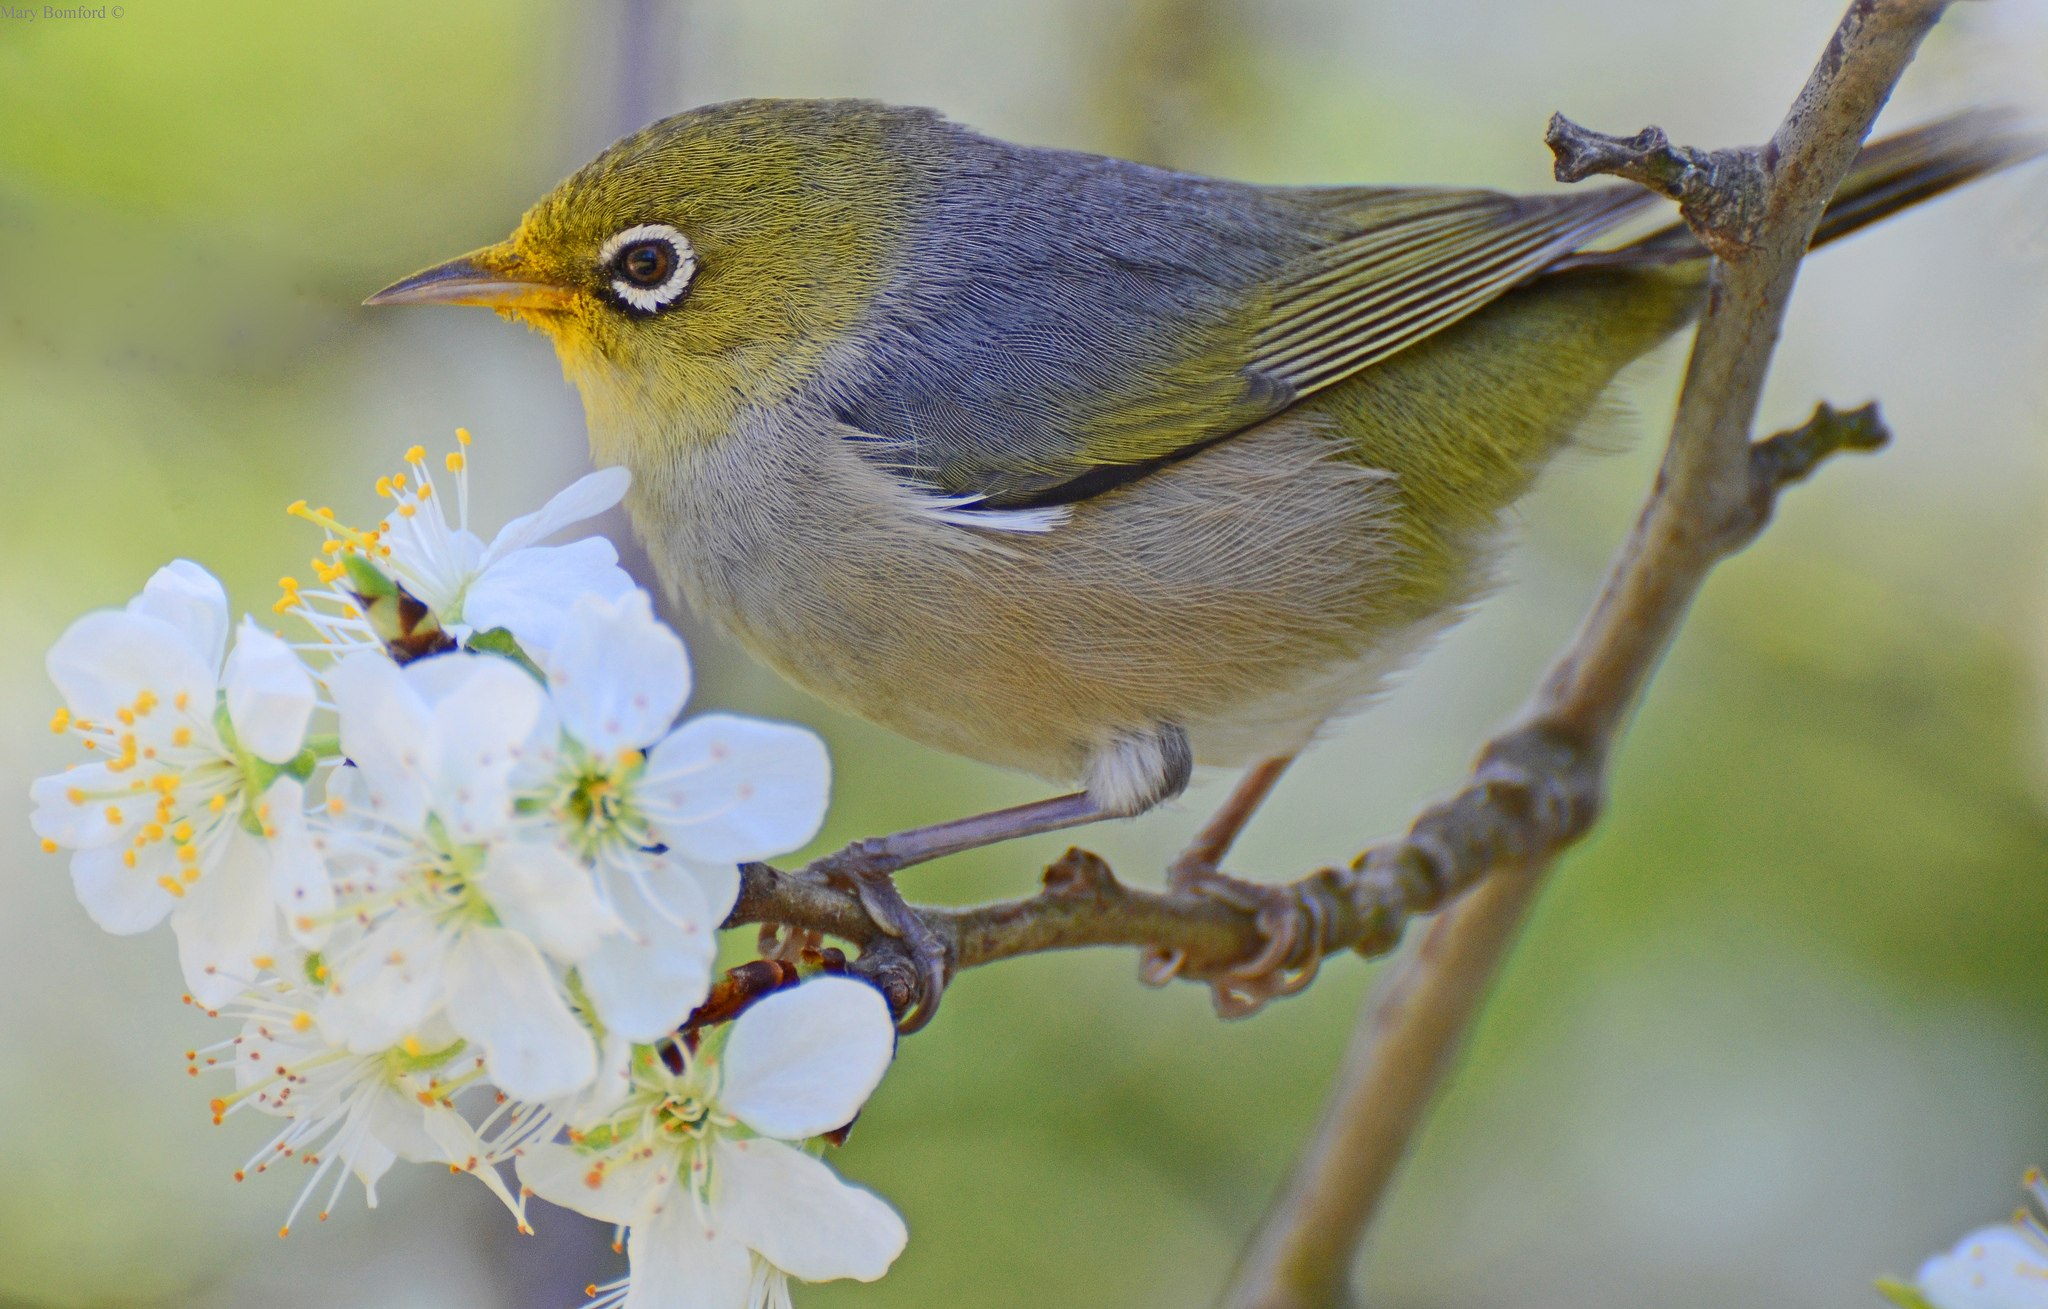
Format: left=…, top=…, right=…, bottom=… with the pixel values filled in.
left=142, top=822, right=164, bottom=841
left=278, top=576, right=300, bottom=592
left=403, top=445, right=425, bottom=464
left=172, top=821, right=194, bottom=843
left=117, top=707, right=135, bottom=725
left=66, top=787, right=85, bottom=805
left=40, top=838, right=57, bottom=854
left=181, top=866, right=201, bottom=883
left=177, top=843, right=198, bottom=864
left=286, top=499, right=308, bottom=516
left=134, top=690, right=158, bottom=714
left=615, top=747, right=644, bottom=767
left=321, top=540, right=343, bottom=555
left=391, top=472, right=407, bottom=491
left=157, top=875, right=184, bottom=898
left=327, top=795, right=346, bottom=815
left=445, top=451, right=465, bottom=473
left=291, top=1011, right=313, bottom=1032
left=456, top=427, right=471, bottom=446
left=397, top=504, right=417, bottom=519
left=123, top=849, right=137, bottom=868
left=402, top=1036, right=423, bottom=1057
left=374, top=477, right=394, bottom=498
left=50, top=708, right=71, bottom=733
left=104, top=805, right=124, bottom=824
left=209, top=794, right=227, bottom=812
left=152, top=774, right=180, bottom=794
left=174, top=692, right=189, bottom=711
left=172, top=727, right=193, bottom=747
left=251, top=954, right=274, bottom=970
left=81, top=739, right=98, bottom=751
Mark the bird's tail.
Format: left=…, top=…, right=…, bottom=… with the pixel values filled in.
left=1573, top=108, right=2043, bottom=268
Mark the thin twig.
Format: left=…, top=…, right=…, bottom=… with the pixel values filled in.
left=1217, top=3, right=1946, bottom=1306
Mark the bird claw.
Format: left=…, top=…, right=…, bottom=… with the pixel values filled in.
left=1141, top=859, right=1328, bottom=1018
left=823, top=862, right=950, bottom=1034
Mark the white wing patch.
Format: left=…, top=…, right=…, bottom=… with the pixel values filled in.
left=907, top=490, right=1073, bottom=535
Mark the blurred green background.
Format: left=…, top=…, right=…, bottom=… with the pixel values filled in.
left=2, top=1, right=2044, bottom=1305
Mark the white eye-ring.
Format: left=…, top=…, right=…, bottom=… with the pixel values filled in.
left=600, top=223, right=697, bottom=315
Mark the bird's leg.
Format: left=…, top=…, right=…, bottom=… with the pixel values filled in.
left=1166, top=754, right=1296, bottom=886
left=802, top=790, right=1109, bottom=882
left=1143, top=754, right=1328, bottom=1016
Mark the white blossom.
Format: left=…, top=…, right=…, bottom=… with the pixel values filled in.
left=279, top=433, right=634, bottom=660
left=31, top=562, right=328, bottom=1004
left=198, top=967, right=526, bottom=1236
left=1897, top=1172, right=2048, bottom=1309
left=316, top=648, right=615, bottom=1100
left=519, top=977, right=907, bottom=1309
left=527, top=589, right=831, bottom=1043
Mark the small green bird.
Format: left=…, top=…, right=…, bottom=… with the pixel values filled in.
left=369, top=101, right=2031, bottom=985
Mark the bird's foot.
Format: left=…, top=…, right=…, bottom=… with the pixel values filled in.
left=818, top=861, right=950, bottom=1035
left=798, top=835, right=911, bottom=883
left=1139, top=855, right=1329, bottom=1018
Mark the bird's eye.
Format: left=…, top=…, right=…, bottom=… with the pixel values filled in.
left=599, top=223, right=696, bottom=315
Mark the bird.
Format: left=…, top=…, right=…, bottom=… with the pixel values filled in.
left=368, top=100, right=2035, bottom=1002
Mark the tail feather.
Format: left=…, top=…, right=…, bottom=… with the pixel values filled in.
left=1564, top=108, right=2044, bottom=269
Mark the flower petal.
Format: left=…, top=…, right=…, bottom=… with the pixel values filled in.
left=420, top=653, right=544, bottom=842
left=67, top=840, right=174, bottom=934
left=712, top=1136, right=907, bottom=1283
left=223, top=620, right=316, bottom=763
left=1916, top=1224, right=2048, bottom=1309
left=518, top=1139, right=673, bottom=1227
left=444, top=925, right=595, bottom=1101
left=170, top=828, right=280, bottom=1006
left=325, top=652, right=433, bottom=833
left=462, top=539, right=636, bottom=661
left=125, top=559, right=229, bottom=674
left=484, top=839, right=618, bottom=961
left=31, top=764, right=136, bottom=849
left=48, top=610, right=216, bottom=729
left=577, top=863, right=717, bottom=1042
left=324, top=907, right=449, bottom=1052
left=482, top=466, right=632, bottom=561
left=717, top=977, right=894, bottom=1140
left=265, top=779, right=333, bottom=945
left=640, top=716, right=831, bottom=863
left=539, top=590, right=690, bottom=754
left=361, top=1083, right=449, bottom=1162
left=667, top=853, right=740, bottom=927
left=624, top=1200, right=755, bottom=1309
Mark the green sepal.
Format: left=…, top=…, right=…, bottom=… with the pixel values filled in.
left=388, top=1038, right=468, bottom=1076
left=466, top=626, right=544, bottom=682
left=343, top=553, right=399, bottom=600
left=565, top=967, right=609, bottom=1045
left=1874, top=1277, right=1938, bottom=1309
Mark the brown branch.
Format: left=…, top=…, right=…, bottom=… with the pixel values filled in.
left=1218, top=1, right=1943, bottom=1304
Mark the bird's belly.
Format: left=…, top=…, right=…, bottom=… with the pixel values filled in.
left=635, top=413, right=1469, bottom=785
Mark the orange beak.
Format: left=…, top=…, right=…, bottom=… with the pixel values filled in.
left=364, top=245, right=578, bottom=312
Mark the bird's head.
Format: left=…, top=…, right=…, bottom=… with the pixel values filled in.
left=368, top=99, right=930, bottom=460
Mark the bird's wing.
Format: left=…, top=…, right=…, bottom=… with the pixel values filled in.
left=836, top=165, right=1657, bottom=511
left=1246, top=184, right=1657, bottom=398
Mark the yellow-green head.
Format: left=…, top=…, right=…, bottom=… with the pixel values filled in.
left=369, top=100, right=928, bottom=452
